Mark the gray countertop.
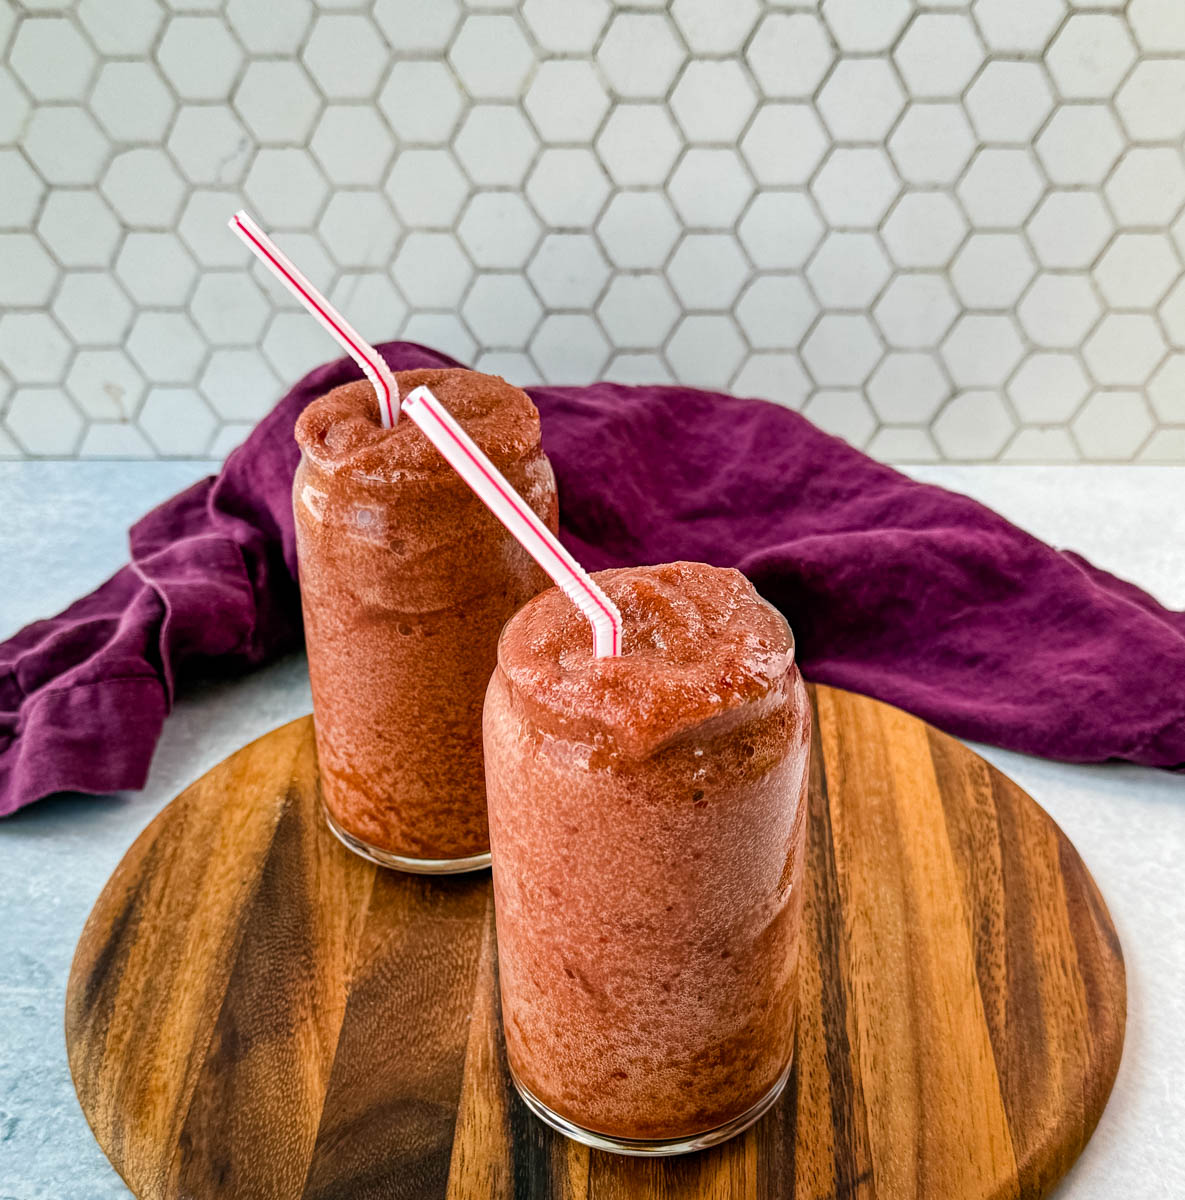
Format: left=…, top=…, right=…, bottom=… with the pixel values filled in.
left=0, top=461, right=1182, bottom=1199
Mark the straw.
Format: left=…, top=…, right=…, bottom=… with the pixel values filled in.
left=228, top=210, right=399, bottom=427
left=402, top=386, right=622, bottom=658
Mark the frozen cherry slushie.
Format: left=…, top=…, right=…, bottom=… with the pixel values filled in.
left=484, top=561, right=810, bottom=1152
left=294, top=368, right=557, bottom=871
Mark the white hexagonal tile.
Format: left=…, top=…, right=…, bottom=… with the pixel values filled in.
left=971, top=0, right=1065, bottom=53
left=1093, top=233, right=1179, bottom=309
left=302, top=14, right=389, bottom=101
left=0, top=313, right=70, bottom=382
left=746, top=13, right=835, bottom=99
left=1129, top=0, right=1185, bottom=51
left=530, top=313, right=611, bottom=384
left=458, top=193, right=541, bottom=270
left=822, top=0, right=910, bottom=52
left=595, top=275, right=679, bottom=349
left=670, top=60, right=757, bottom=146
left=527, top=234, right=609, bottom=308
left=177, top=190, right=250, bottom=268
left=667, top=148, right=753, bottom=228
left=1105, top=148, right=1185, bottom=227
left=522, top=0, right=606, bottom=52
left=1082, top=313, right=1167, bottom=386
left=168, top=106, right=252, bottom=185
left=932, top=391, right=1016, bottom=460
left=1026, top=192, right=1113, bottom=269
left=525, top=61, right=609, bottom=143
left=226, top=0, right=312, bottom=53
left=328, top=272, right=407, bottom=344
left=802, top=391, right=877, bottom=447
left=812, top=148, right=900, bottom=228
left=374, top=0, right=460, bottom=51
left=198, top=348, right=280, bottom=421
left=596, top=191, right=681, bottom=269
left=392, top=233, right=472, bottom=307
left=127, top=311, right=207, bottom=383
left=1001, top=428, right=1081, bottom=462
left=473, top=351, right=542, bottom=388
left=36, top=190, right=120, bottom=268
left=262, top=311, right=338, bottom=382
left=956, top=148, right=1045, bottom=228
left=65, top=348, right=144, bottom=418
left=740, top=104, right=829, bottom=187
left=1147, top=354, right=1185, bottom=422
left=737, top=275, right=818, bottom=349
left=0, top=151, right=40, bottom=228
left=449, top=14, right=534, bottom=101
left=801, top=314, right=882, bottom=386
left=867, top=352, right=949, bottom=423
left=250, top=229, right=333, bottom=312
left=526, top=149, right=608, bottom=226
left=402, top=313, right=476, bottom=363
left=89, top=61, right=175, bottom=143
left=1006, top=352, right=1090, bottom=423
left=10, top=16, right=96, bottom=101
left=4, top=388, right=83, bottom=455
left=964, top=62, right=1054, bottom=143
left=78, top=0, right=166, bottom=54
left=867, top=427, right=941, bottom=462
left=158, top=16, right=243, bottom=101
left=385, top=149, right=469, bottom=229
left=79, top=422, right=156, bottom=459
left=887, top=103, right=976, bottom=186
left=806, top=232, right=891, bottom=309
left=378, top=62, right=464, bottom=145
left=0, top=68, right=30, bottom=143
left=950, top=233, right=1036, bottom=309
left=596, top=105, right=682, bottom=187
left=244, top=149, right=328, bottom=229
left=21, top=106, right=110, bottom=186
left=1136, top=429, right=1185, bottom=461
left=1072, top=391, right=1154, bottom=459
left=189, top=272, right=271, bottom=346
left=672, top=0, right=758, bottom=52
left=873, top=273, right=960, bottom=348
left=1034, top=105, right=1125, bottom=186
left=666, top=234, right=750, bottom=309
left=0, top=233, right=59, bottom=306
left=455, top=106, right=539, bottom=187
left=138, top=387, right=217, bottom=455
left=893, top=13, right=984, bottom=99
left=940, top=314, right=1024, bottom=387
left=233, top=61, right=321, bottom=145
left=817, top=59, right=906, bottom=144
left=738, top=193, right=824, bottom=271
left=665, top=314, right=747, bottom=389
left=101, top=148, right=186, bottom=228
left=52, top=273, right=133, bottom=343
left=597, top=13, right=686, bottom=100
left=1160, top=278, right=1185, bottom=346
left=1017, top=273, right=1101, bottom=348
left=318, top=192, right=399, bottom=269
left=309, top=106, right=394, bottom=188
left=115, top=232, right=198, bottom=305
left=603, top=352, right=675, bottom=387
left=1046, top=14, right=1136, bottom=99
left=732, top=353, right=812, bottom=410
left=882, top=191, right=967, bottom=268
left=1115, top=61, right=1185, bottom=142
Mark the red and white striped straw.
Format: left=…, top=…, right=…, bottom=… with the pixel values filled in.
left=402, top=386, right=622, bottom=658
left=230, top=209, right=622, bottom=657
left=228, top=210, right=399, bottom=427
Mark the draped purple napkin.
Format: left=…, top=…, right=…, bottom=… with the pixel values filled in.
left=2, top=341, right=1183, bottom=816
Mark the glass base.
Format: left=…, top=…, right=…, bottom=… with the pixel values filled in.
left=322, top=802, right=491, bottom=874
left=509, top=1056, right=793, bottom=1157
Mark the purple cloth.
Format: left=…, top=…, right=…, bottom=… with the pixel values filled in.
left=2, top=341, right=1184, bottom=816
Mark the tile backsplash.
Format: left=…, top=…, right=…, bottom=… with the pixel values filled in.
left=2, top=0, right=1185, bottom=463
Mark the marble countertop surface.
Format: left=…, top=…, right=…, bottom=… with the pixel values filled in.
left=0, top=460, right=1181, bottom=1199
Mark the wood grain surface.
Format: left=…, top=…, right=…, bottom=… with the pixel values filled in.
left=65, top=686, right=1125, bottom=1199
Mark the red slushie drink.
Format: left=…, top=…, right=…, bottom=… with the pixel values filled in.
left=294, top=368, right=557, bottom=871
left=484, top=561, right=810, bottom=1153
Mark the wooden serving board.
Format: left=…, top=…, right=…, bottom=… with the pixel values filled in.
left=66, top=686, right=1125, bottom=1200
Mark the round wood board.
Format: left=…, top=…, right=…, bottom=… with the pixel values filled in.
left=66, top=685, right=1125, bottom=1200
